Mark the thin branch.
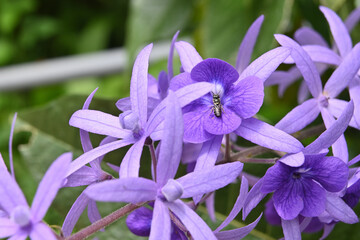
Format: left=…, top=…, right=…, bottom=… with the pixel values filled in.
left=66, top=202, right=146, bottom=240
left=225, top=134, right=231, bottom=162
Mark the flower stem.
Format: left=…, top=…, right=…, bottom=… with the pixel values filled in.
left=66, top=203, right=145, bottom=240
left=149, top=143, right=157, bottom=181
left=225, top=134, right=231, bottom=162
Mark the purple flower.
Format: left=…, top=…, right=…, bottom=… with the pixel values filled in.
left=0, top=152, right=71, bottom=239
left=85, top=91, right=244, bottom=239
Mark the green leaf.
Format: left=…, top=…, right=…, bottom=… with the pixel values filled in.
left=125, top=0, right=194, bottom=59
left=200, top=0, right=294, bottom=61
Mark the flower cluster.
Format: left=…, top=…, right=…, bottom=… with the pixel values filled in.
left=1, top=5, right=360, bottom=240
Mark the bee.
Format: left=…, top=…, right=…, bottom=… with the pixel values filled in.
left=211, top=91, right=224, bottom=117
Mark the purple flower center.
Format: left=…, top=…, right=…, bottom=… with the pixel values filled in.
left=11, top=206, right=31, bottom=227
left=318, top=95, right=329, bottom=108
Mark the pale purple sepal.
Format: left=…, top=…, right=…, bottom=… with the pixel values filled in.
left=348, top=154, right=360, bottom=166
left=299, top=217, right=311, bottom=232
left=63, top=166, right=98, bottom=187
left=106, top=162, right=120, bottom=172
left=275, top=34, right=322, bottom=98
left=149, top=199, right=171, bottom=240
left=205, top=192, right=216, bottom=222
left=242, top=178, right=266, bottom=220
left=300, top=45, right=341, bottom=65
left=0, top=154, right=6, bottom=171
left=88, top=199, right=101, bottom=224
left=165, top=200, right=217, bottom=240
left=9, top=113, right=17, bottom=179
left=0, top=165, right=28, bottom=214
left=119, top=137, right=146, bottom=178
left=168, top=31, right=180, bottom=81
left=175, top=41, right=203, bottom=73
left=130, top=44, right=153, bottom=128
left=0, top=218, right=18, bottom=237
left=85, top=177, right=157, bottom=203
left=275, top=98, right=320, bottom=134
left=7, top=232, right=27, bottom=240
left=215, top=213, right=262, bottom=240
left=328, top=99, right=359, bottom=129
left=31, top=152, right=71, bottom=222
left=324, top=43, right=360, bottom=98
left=281, top=217, right=301, bottom=240
left=279, top=152, right=305, bottom=167
left=325, top=193, right=358, bottom=224
left=349, top=81, right=360, bottom=128
left=193, top=135, right=222, bottom=173
left=294, top=27, right=329, bottom=47
left=116, top=97, right=160, bottom=115
left=298, top=80, right=310, bottom=104
left=320, top=223, right=335, bottom=240
left=215, top=176, right=248, bottom=233
left=320, top=108, right=348, bottom=162
left=320, top=6, right=352, bottom=57
left=67, top=139, right=134, bottom=177
left=178, top=162, right=243, bottom=199
left=237, top=47, right=290, bottom=83
left=303, top=100, right=353, bottom=155
left=156, top=91, right=183, bottom=185
left=29, top=222, right=57, bottom=240
left=70, top=110, right=132, bottom=139
left=235, top=118, right=303, bottom=153
left=236, top=15, right=264, bottom=73
left=345, top=7, right=360, bottom=32
left=62, top=192, right=89, bottom=237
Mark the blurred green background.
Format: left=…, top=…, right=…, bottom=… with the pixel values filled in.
left=1, top=0, right=360, bottom=239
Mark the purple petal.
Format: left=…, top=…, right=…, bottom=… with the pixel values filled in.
left=302, top=45, right=341, bottom=65
left=324, top=42, right=360, bottom=98
left=273, top=180, right=304, bottom=220
left=126, top=206, right=153, bottom=236
left=262, top=162, right=293, bottom=193
left=9, top=113, right=17, bottom=179
left=145, top=82, right=213, bottom=136
left=328, top=99, right=359, bottom=129
left=168, top=31, right=180, bottom=80
left=279, top=152, right=305, bottom=167
left=85, top=178, right=157, bottom=203
left=226, top=76, right=264, bottom=119
left=29, top=222, right=57, bottom=240
left=294, top=27, right=329, bottom=47
left=158, top=71, right=169, bottom=100
left=157, top=91, right=183, bottom=185
left=320, top=108, right=348, bottom=162
left=215, top=176, right=248, bottom=232
left=67, top=139, right=134, bottom=177
left=326, top=193, right=358, bottom=224
left=204, top=107, right=242, bottom=135
left=304, top=100, right=353, bottom=155
left=242, top=178, right=266, bottom=220
left=299, top=179, right=326, bottom=217
left=178, top=162, right=243, bottom=199
left=130, top=44, right=153, bottom=127
left=345, top=7, right=360, bottom=32
left=119, top=137, right=146, bottom=178
left=275, top=34, right=322, bottom=98
left=149, top=199, right=171, bottom=240
left=7, top=232, right=27, bottom=240
left=63, top=166, right=98, bottom=187
left=31, top=152, right=71, bottom=222
left=281, top=218, right=301, bottom=240
left=165, top=200, right=217, bottom=240
left=193, top=135, right=223, bottom=172
left=0, top=167, right=28, bottom=214
left=307, top=155, right=348, bottom=192
left=183, top=108, right=215, bottom=143
left=191, top=59, right=239, bottom=89
left=275, top=98, right=320, bottom=134
left=238, top=47, right=290, bottom=83
left=175, top=41, right=203, bottom=73
left=0, top=217, right=18, bottom=238
left=215, top=214, right=262, bottom=240
left=236, top=15, right=264, bottom=73
left=88, top=199, right=101, bottom=224
left=70, top=110, right=132, bottom=138
left=320, top=223, right=335, bottom=240
left=320, top=6, right=352, bottom=57
left=62, top=192, right=89, bottom=237
left=235, top=118, right=304, bottom=153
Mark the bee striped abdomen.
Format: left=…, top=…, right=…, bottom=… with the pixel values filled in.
left=212, top=93, right=223, bottom=117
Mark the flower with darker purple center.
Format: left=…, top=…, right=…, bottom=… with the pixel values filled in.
left=177, top=58, right=264, bottom=143
left=261, top=153, right=348, bottom=220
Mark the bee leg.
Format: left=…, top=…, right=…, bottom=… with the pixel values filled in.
left=210, top=107, right=215, bottom=119
left=221, top=105, right=225, bottom=113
